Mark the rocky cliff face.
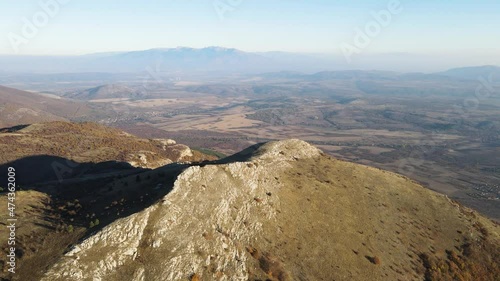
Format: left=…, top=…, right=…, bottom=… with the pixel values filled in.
left=126, top=143, right=193, bottom=169
left=41, top=140, right=500, bottom=281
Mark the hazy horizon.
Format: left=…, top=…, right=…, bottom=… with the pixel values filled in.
left=1, top=0, right=499, bottom=70
left=0, top=49, right=498, bottom=74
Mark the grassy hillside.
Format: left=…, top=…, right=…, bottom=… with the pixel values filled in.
left=0, top=85, right=92, bottom=128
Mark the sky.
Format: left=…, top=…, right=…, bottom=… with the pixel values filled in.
left=0, top=0, right=499, bottom=64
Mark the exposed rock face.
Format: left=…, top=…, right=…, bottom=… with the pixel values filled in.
left=127, top=151, right=173, bottom=169
left=41, top=140, right=500, bottom=281
left=127, top=140, right=193, bottom=169
left=153, top=138, right=177, bottom=147
left=52, top=209, right=154, bottom=280
left=167, top=144, right=193, bottom=160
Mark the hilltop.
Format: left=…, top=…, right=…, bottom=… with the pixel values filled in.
left=0, top=86, right=91, bottom=128
left=0, top=122, right=218, bottom=280
left=64, top=84, right=143, bottom=100
left=32, top=139, right=499, bottom=281
left=437, top=65, right=500, bottom=80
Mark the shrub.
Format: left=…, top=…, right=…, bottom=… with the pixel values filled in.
left=366, top=255, right=381, bottom=265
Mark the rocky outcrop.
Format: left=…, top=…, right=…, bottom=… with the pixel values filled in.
left=127, top=151, right=173, bottom=169
left=167, top=144, right=193, bottom=160
left=126, top=141, right=194, bottom=169
left=41, top=140, right=500, bottom=281
left=42, top=140, right=321, bottom=280
left=153, top=138, right=177, bottom=148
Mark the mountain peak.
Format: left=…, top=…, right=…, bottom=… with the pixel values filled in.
left=251, top=139, right=322, bottom=161
left=40, top=139, right=500, bottom=281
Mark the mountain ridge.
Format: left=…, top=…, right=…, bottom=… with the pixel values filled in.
left=63, top=84, right=142, bottom=100
left=0, top=121, right=220, bottom=281
left=1, top=48, right=499, bottom=74
left=437, top=65, right=500, bottom=80
left=38, top=139, right=500, bottom=281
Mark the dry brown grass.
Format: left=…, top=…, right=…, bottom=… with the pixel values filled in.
left=420, top=239, right=500, bottom=281
left=0, top=122, right=217, bottom=166
left=0, top=191, right=85, bottom=281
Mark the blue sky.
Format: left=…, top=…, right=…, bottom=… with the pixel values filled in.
left=0, top=0, right=499, bottom=59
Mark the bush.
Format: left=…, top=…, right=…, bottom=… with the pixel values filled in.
left=366, top=255, right=381, bottom=265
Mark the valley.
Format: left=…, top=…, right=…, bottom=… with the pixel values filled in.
left=0, top=66, right=499, bottom=280
left=26, top=69, right=497, bottom=220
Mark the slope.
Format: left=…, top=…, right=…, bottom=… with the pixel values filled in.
left=0, top=121, right=212, bottom=166
left=0, top=85, right=90, bottom=128
left=0, top=122, right=218, bottom=281
left=437, top=65, right=500, bottom=80
left=40, top=140, right=499, bottom=281
left=64, top=84, right=142, bottom=100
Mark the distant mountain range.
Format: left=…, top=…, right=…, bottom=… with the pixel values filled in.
left=259, top=66, right=500, bottom=82
left=1, top=47, right=498, bottom=79
left=437, top=65, right=500, bottom=80
left=0, top=47, right=334, bottom=74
